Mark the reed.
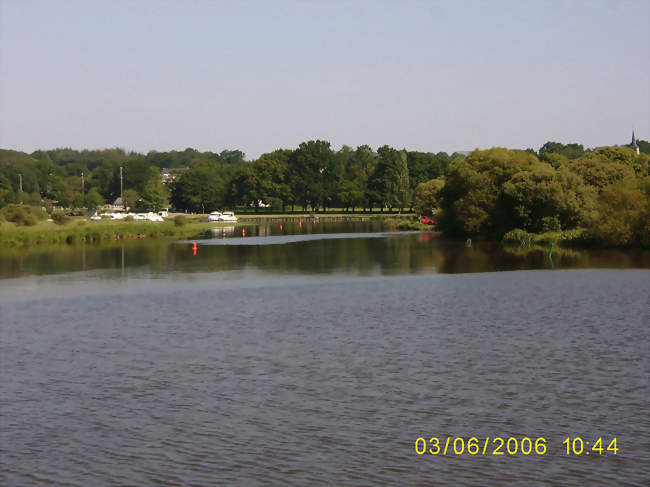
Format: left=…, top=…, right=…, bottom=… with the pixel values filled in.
left=0, top=219, right=220, bottom=247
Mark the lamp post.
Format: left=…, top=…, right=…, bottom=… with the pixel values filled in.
left=120, top=166, right=123, bottom=206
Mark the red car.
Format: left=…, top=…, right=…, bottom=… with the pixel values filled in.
left=419, top=216, right=437, bottom=225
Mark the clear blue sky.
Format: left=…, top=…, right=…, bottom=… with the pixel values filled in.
left=1, top=0, right=648, bottom=158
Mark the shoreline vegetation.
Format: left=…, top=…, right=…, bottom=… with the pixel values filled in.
left=0, top=212, right=634, bottom=252
left=1, top=140, right=648, bottom=248
left=0, top=217, right=216, bottom=246
left=0, top=212, right=416, bottom=247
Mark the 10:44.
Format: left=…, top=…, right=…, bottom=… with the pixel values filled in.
left=563, top=437, right=617, bottom=455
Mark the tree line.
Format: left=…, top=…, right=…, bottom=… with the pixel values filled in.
left=414, top=144, right=649, bottom=246
left=0, top=143, right=455, bottom=213
left=1, top=139, right=648, bottom=245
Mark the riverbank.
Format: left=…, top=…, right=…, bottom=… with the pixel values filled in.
left=0, top=218, right=221, bottom=246
left=0, top=213, right=421, bottom=247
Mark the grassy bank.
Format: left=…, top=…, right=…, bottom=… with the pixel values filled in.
left=237, top=212, right=413, bottom=220
left=502, top=228, right=592, bottom=250
left=382, top=217, right=431, bottom=231
left=0, top=218, right=222, bottom=247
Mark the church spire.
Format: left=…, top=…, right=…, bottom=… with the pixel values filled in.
left=631, top=131, right=640, bottom=155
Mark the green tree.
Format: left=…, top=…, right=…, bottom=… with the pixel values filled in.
left=139, top=180, right=170, bottom=211
left=637, top=139, right=650, bottom=154
left=122, top=189, right=139, bottom=210
left=569, top=149, right=638, bottom=190
left=170, top=166, right=229, bottom=212
left=538, top=141, right=585, bottom=160
left=84, top=188, right=105, bottom=210
left=287, top=140, right=333, bottom=211
left=244, top=150, right=290, bottom=210
left=589, top=179, right=648, bottom=246
left=123, top=158, right=159, bottom=193
left=439, top=148, right=540, bottom=236
left=414, top=178, right=445, bottom=216
left=502, top=165, right=595, bottom=232
left=368, top=146, right=410, bottom=211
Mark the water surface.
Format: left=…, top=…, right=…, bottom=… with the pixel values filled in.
left=1, top=221, right=648, bottom=485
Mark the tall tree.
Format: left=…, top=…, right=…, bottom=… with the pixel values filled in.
left=287, top=140, right=333, bottom=211
left=369, top=146, right=410, bottom=211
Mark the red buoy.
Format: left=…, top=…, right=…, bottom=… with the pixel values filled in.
left=242, top=228, right=246, bottom=236
left=192, top=242, right=197, bottom=256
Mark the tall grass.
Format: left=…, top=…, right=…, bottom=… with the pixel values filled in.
left=502, top=228, right=591, bottom=248
left=0, top=219, right=220, bottom=247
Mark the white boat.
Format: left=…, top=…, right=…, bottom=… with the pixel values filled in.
left=218, top=211, right=238, bottom=222
left=208, top=211, right=222, bottom=222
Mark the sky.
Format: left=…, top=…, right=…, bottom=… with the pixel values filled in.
left=1, top=0, right=648, bottom=159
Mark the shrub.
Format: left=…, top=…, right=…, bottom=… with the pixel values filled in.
left=540, top=216, right=561, bottom=233
left=502, top=229, right=533, bottom=246
left=174, top=215, right=187, bottom=226
left=0, top=204, right=45, bottom=226
left=51, top=211, right=70, bottom=225
left=383, top=217, right=423, bottom=231
left=269, top=197, right=284, bottom=210
left=124, top=215, right=134, bottom=222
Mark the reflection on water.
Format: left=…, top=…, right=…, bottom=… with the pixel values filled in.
left=211, top=225, right=236, bottom=238
left=1, top=270, right=648, bottom=486
left=1, top=220, right=649, bottom=486
left=0, top=221, right=648, bottom=282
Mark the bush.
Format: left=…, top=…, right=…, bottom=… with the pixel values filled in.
left=174, top=215, right=187, bottom=226
left=269, top=197, right=284, bottom=210
left=51, top=211, right=70, bottom=225
left=502, top=229, right=533, bottom=246
left=540, top=216, right=561, bottom=232
left=124, top=215, right=134, bottom=222
left=0, top=204, right=45, bottom=226
left=383, top=217, right=424, bottom=231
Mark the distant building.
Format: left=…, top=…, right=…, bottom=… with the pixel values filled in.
left=630, top=131, right=640, bottom=155
left=162, top=167, right=189, bottom=183
left=100, top=197, right=125, bottom=212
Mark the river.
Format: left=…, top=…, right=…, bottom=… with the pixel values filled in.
left=1, top=220, right=648, bottom=485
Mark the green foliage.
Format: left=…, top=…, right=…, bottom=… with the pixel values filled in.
left=368, top=146, right=411, bottom=211
left=244, top=150, right=290, bottom=209
left=502, top=229, right=534, bottom=246
left=569, top=147, right=640, bottom=189
left=439, top=148, right=539, bottom=236
left=414, top=178, right=444, bottom=215
left=503, top=228, right=589, bottom=247
left=638, top=139, right=650, bottom=154
left=407, top=151, right=449, bottom=187
left=0, top=204, right=46, bottom=226
left=538, top=141, right=585, bottom=160
left=51, top=211, right=70, bottom=225
left=139, top=180, right=169, bottom=211
left=0, top=219, right=217, bottom=247
left=174, top=215, right=187, bottom=226
left=588, top=179, right=649, bottom=247
left=502, top=165, right=595, bottom=232
left=288, top=140, right=333, bottom=211
left=84, top=188, right=105, bottom=210
left=170, top=165, right=231, bottom=212
left=1, top=139, right=647, bottom=248
left=124, top=215, right=134, bottom=222
left=122, top=189, right=139, bottom=210
left=383, top=217, right=425, bottom=231
left=435, top=146, right=645, bottom=245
